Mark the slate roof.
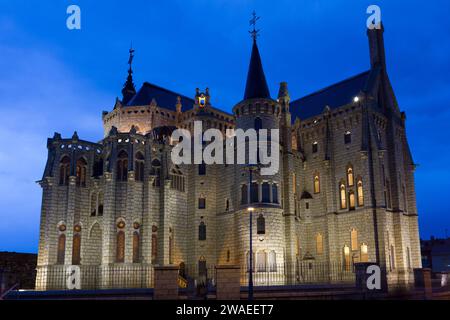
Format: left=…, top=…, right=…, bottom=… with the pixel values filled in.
left=126, top=82, right=195, bottom=112
left=243, top=40, right=271, bottom=100
left=290, top=70, right=372, bottom=121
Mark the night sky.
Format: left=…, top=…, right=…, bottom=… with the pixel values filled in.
left=1, top=0, right=449, bottom=253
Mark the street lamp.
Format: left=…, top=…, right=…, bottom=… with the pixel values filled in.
left=246, top=164, right=259, bottom=300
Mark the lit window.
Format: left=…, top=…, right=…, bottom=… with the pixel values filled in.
left=316, top=233, right=323, bottom=255
left=343, top=246, right=351, bottom=271
left=351, top=229, right=358, bottom=251
left=340, top=182, right=347, bottom=209
left=357, top=179, right=364, bottom=206
left=347, top=166, right=354, bottom=186
left=314, top=174, right=320, bottom=194
left=361, top=244, right=368, bottom=262
left=349, top=191, right=356, bottom=210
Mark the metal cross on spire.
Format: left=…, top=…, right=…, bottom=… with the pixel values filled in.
left=249, top=10, right=260, bottom=41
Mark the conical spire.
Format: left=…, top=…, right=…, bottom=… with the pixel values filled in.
left=121, top=45, right=136, bottom=105
left=243, top=12, right=270, bottom=100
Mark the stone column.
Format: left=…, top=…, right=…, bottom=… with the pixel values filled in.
left=153, top=265, right=179, bottom=300
left=215, top=265, right=241, bottom=300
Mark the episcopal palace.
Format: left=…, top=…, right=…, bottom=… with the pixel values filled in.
left=35, top=23, right=421, bottom=290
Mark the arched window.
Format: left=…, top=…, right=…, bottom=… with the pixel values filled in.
left=314, top=173, right=320, bottom=194
left=357, top=178, right=364, bottom=206
left=90, top=193, right=97, bottom=216
left=134, top=152, right=145, bottom=182
left=360, top=244, right=368, bottom=262
left=151, top=233, right=158, bottom=263
left=347, top=165, right=354, bottom=186
left=272, top=184, right=279, bottom=204
left=312, top=141, right=318, bottom=154
left=343, top=245, right=351, bottom=271
left=261, top=182, right=270, bottom=203
left=198, top=256, right=207, bottom=277
left=257, top=251, right=267, bottom=272
left=59, top=156, right=70, bottom=186
left=117, top=150, right=128, bottom=182
left=349, top=191, right=356, bottom=210
left=132, top=231, right=140, bottom=263
left=93, top=158, right=104, bottom=177
left=268, top=251, right=277, bottom=272
left=257, top=214, right=265, bottom=235
left=344, top=131, right=352, bottom=144
left=57, top=233, right=66, bottom=264
left=198, top=222, right=206, bottom=241
left=116, top=231, right=125, bottom=263
left=351, top=229, right=358, bottom=251
left=250, top=182, right=259, bottom=203
left=241, top=184, right=248, bottom=205
left=72, top=231, right=81, bottom=265
left=98, top=192, right=104, bottom=216
left=339, top=182, right=347, bottom=209
left=76, top=158, right=87, bottom=187
left=316, top=233, right=323, bottom=255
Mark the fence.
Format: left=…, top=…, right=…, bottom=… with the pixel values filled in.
left=240, top=261, right=356, bottom=286
left=35, top=264, right=154, bottom=291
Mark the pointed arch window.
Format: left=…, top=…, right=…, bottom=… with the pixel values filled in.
left=134, top=152, right=145, bottom=182
left=250, top=182, right=259, bottom=203
left=268, top=251, right=277, bottom=272
left=59, top=156, right=70, bottom=186
left=347, top=165, right=354, bottom=186
left=57, top=233, right=66, bottom=265
left=76, top=158, right=87, bottom=187
left=357, top=178, right=364, bottom=206
left=312, top=141, right=318, bottom=154
left=132, top=231, right=140, bottom=263
left=257, top=214, right=265, bottom=235
left=343, top=245, right=351, bottom=271
left=314, top=173, right=320, bottom=194
left=151, top=233, right=158, bottom=263
left=198, top=222, right=206, bottom=241
left=198, top=256, right=207, bottom=277
left=360, top=244, right=368, bottom=262
left=262, top=182, right=270, bottom=203
left=72, top=231, right=81, bottom=265
left=90, top=192, right=97, bottom=216
left=351, top=228, right=358, bottom=251
left=272, top=184, right=279, bottom=204
left=241, top=184, right=248, bottom=205
left=116, top=230, right=125, bottom=263
left=316, top=233, right=323, bottom=255
left=349, top=191, right=356, bottom=210
left=117, top=150, right=128, bottom=182
left=344, top=131, right=352, bottom=144
left=257, top=251, right=267, bottom=272
left=340, top=182, right=347, bottom=209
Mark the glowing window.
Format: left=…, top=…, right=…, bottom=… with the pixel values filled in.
left=316, top=233, right=323, bottom=255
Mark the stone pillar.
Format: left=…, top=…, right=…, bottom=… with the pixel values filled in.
left=215, top=265, right=241, bottom=300
left=414, top=268, right=432, bottom=299
left=154, top=265, right=179, bottom=300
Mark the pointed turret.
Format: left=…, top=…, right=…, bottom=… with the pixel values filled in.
left=121, top=46, right=136, bottom=105
left=243, top=38, right=271, bottom=100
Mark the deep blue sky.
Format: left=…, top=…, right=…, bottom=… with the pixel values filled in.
left=0, top=0, right=449, bottom=253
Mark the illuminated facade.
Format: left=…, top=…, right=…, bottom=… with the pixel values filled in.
left=36, top=24, right=421, bottom=290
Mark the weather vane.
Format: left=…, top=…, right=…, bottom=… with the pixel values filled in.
left=128, top=43, right=135, bottom=70
left=249, top=10, right=260, bottom=40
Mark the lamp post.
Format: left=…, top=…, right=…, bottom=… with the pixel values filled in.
left=246, top=164, right=258, bottom=300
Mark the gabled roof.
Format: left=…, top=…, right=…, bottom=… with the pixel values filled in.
left=126, top=82, right=195, bottom=112
left=243, top=39, right=271, bottom=100
left=290, top=70, right=372, bottom=121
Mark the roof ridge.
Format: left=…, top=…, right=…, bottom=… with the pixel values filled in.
left=292, top=70, right=371, bottom=103
left=142, top=81, right=195, bottom=102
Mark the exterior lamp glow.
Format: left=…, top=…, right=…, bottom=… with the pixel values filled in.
left=353, top=96, right=360, bottom=103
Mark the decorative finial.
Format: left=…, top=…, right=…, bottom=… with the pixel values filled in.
left=128, top=43, right=135, bottom=73
left=249, top=10, right=260, bottom=41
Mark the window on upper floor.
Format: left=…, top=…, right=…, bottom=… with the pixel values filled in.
left=198, top=222, right=206, bottom=241
left=351, top=228, right=358, bottom=251
left=250, top=182, right=259, bottom=203
left=76, top=157, right=87, bottom=187
left=134, top=152, right=145, bottom=182
left=349, top=191, right=356, bottom=210
left=347, top=165, right=354, bottom=187
left=316, top=233, right=323, bottom=255
left=241, top=184, right=248, bottom=205
left=116, top=150, right=128, bottom=182
left=198, top=198, right=206, bottom=209
left=344, top=131, right=352, bottom=144
left=257, top=214, right=265, bottom=235
left=357, top=178, right=364, bottom=207
left=272, top=184, right=279, bottom=204
left=59, top=156, right=71, bottom=186
left=312, top=141, right=318, bottom=154
left=340, top=181, right=347, bottom=209
left=262, top=182, right=270, bottom=203
left=314, top=173, right=320, bottom=194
